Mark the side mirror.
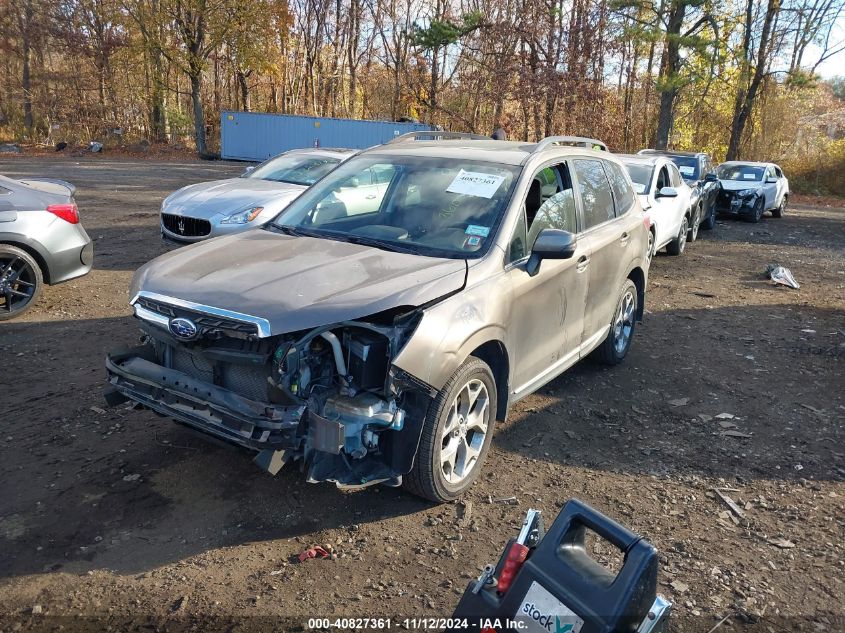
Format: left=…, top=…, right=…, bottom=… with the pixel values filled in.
left=704, top=173, right=718, bottom=183
left=766, top=177, right=778, bottom=183
left=526, top=229, right=577, bottom=276
left=656, top=186, right=678, bottom=198
left=241, top=165, right=256, bottom=177
left=346, top=176, right=361, bottom=188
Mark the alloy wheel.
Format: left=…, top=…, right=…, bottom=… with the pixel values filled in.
left=0, top=255, right=38, bottom=316
left=647, top=231, right=654, bottom=264
left=678, top=218, right=688, bottom=253
left=690, top=208, right=700, bottom=241
left=613, top=289, right=636, bottom=355
left=440, top=378, right=490, bottom=485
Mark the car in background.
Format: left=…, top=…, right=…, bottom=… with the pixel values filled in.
left=618, top=154, right=694, bottom=259
left=160, top=148, right=355, bottom=243
left=0, top=175, right=93, bottom=320
left=106, top=134, right=648, bottom=503
left=714, top=161, right=789, bottom=223
left=637, top=149, right=720, bottom=231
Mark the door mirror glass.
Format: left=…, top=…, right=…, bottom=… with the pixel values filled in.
left=657, top=186, right=678, bottom=198
left=526, top=229, right=577, bottom=276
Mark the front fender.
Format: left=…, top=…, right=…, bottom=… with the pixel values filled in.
left=393, top=281, right=510, bottom=392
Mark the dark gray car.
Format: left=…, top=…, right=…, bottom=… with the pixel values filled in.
left=106, top=135, right=649, bottom=502
left=0, top=175, right=93, bottom=319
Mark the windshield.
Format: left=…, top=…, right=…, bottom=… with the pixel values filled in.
left=668, top=155, right=699, bottom=180
left=271, top=155, right=520, bottom=258
left=623, top=164, right=652, bottom=195
left=717, top=164, right=764, bottom=182
left=247, top=153, right=342, bottom=186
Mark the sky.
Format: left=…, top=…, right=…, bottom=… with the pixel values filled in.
left=810, top=17, right=845, bottom=79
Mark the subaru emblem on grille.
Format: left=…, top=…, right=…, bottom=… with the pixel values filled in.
left=178, top=218, right=185, bottom=234
left=169, top=317, right=198, bottom=340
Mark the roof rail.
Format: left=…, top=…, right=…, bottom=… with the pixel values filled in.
left=533, top=136, right=608, bottom=153
left=387, top=131, right=491, bottom=144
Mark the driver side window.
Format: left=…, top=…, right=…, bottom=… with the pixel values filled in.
left=656, top=166, right=670, bottom=191
left=508, top=162, right=576, bottom=262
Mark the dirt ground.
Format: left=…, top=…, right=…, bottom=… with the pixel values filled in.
left=0, top=156, right=843, bottom=633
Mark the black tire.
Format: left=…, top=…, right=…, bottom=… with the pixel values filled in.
left=403, top=356, right=497, bottom=502
left=0, top=245, right=43, bottom=321
left=771, top=196, right=786, bottom=218
left=688, top=206, right=701, bottom=242
left=747, top=198, right=764, bottom=223
left=666, top=216, right=688, bottom=256
left=594, top=279, right=638, bottom=366
left=701, top=202, right=717, bottom=230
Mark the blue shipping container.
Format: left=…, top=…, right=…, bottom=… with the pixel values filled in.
left=220, top=111, right=433, bottom=161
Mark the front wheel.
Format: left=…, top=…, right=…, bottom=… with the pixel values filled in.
left=701, top=202, right=717, bottom=230
left=403, top=357, right=497, bottom=502
left=747, top=198, right=764, bottom=223
left=594, top=279, right=638, bottom=366
left=0, top=245, right=43, bottom=321
left=666, top=216, right=688, bottom=256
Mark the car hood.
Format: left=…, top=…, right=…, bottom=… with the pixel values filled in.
left=163, top=178, right=306, bottom=219
left=720, top=180, right=763, bottom=192
left=131, top=229, right=468, bottom=334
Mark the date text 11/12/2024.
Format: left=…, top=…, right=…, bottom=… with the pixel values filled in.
left=306, top=618, right=530, bottom=630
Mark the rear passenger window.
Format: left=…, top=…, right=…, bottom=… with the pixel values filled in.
left=573, top=159, right=615, bottom=229
left=602, top=162, right=635, bottom=216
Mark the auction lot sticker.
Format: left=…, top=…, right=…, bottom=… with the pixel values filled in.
left=447, top=170, right=506, bottom=198
left=516, top=581, right=585, bottom=633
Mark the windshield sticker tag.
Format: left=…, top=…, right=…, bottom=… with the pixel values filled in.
left=742, top=173, right=756, bottom=179
left=447, top=170, right=506, bottom=199
left=678, top=166, right=694, bottom=176
left=465, top=224, right=490, bottom=237
left=464, top=235, right=482, bottom=248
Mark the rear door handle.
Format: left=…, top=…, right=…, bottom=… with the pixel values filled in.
left=619, top=232, right=629, bottom=244
left=576, top=255, right=590, bottom=272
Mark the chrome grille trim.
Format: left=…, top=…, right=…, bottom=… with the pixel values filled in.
left=131, top=291, right=272, bottom=338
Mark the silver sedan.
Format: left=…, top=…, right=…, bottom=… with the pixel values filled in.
left=160, top=148, right=355, bottom=243
left=0, top=175, right=93, bottom=320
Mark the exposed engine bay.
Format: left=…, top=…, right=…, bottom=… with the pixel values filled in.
left=105, top=297, right=434, bottom=489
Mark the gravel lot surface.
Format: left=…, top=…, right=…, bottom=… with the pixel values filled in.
left=0, top=156, right=843, bottom=632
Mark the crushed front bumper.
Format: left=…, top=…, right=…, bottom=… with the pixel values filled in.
left=106, top=345, right=430, bottom=487
left=106, top=346, right=304, bottom=451
left=715, top=191, right=759, bottom=217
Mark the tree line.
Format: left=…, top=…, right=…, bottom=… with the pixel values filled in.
left=1, top=0, right=844, bottom=191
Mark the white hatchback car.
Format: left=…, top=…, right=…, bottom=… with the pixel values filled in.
left=714, top=162, right=789, bottom=222
left=618, top=155, right=694, bottom=259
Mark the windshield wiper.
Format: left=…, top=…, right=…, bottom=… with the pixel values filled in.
left=271, top=224, right=322, bottom=237
left=334, top=233, right=421, bottom=254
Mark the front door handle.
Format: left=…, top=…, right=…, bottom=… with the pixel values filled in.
left=576, top=255, right=590, bottom=272
left=619, top=232, right=629, bottom=244
left=365, top=194, right=378, bottom=200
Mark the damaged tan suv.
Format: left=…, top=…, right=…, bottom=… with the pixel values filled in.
left=106, top=133, right=649, bottom=502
